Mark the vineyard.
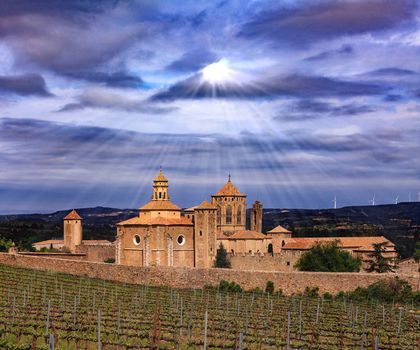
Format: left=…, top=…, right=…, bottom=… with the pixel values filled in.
left=0, top=264, right=419, bottom=350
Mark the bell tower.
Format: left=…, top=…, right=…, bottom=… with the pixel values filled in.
left=250, top=200, right=263, bottom=233
left=152, top=168, right=169, bottom=201
left=63, top=209, right=83, bottom=253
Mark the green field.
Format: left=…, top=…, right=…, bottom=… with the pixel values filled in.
left=0, top=264, right=419, bottom=349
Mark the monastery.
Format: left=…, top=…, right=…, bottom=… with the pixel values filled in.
left=32, top=170, right=397, bottom=270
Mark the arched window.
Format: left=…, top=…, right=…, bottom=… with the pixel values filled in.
left=226, top=206, right=232, bottom=224
left=237, top=206, right=242, bottom=224
left=268, top=243, right=273, bottom=256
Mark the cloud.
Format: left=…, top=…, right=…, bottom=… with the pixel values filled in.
left=1, top=117, right=417, bottom=210
left=277, top=99, right=376, bottom=120
left=0, top=2, right=149, bottom=85
left=304, top=45, right=354, bottom=61
left=166, top=49, right=218, bottom=73
left=362, top=67, right=418, bottom=77
left=238, top=0, right=418, bottom=47
left=0, top=73, right=52, bottom=96
left=65, top=71, right=144, bottom=88
left=151, top=72, right=386, bottom=101
left=58, top=88, right=175, bottom=114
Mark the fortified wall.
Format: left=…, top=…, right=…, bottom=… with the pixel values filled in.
left=1, top=253, right=418, bottom=295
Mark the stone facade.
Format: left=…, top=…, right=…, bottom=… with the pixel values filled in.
left=0, top=253, right=417, bottom=295
left=116, top=171, right=258, bottom=268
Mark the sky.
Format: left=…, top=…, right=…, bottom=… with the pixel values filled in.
left=0, top=0, right=419, bottom=213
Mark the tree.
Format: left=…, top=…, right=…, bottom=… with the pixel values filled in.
left=214, top=243, right=231, bottom=268
left=0, top=237, right=14, bottom=252
left=295, top=240, right=361, bottom=272
left=365, top=242, right=396, bottom=273
left=413, top=240, right=420, bottom=262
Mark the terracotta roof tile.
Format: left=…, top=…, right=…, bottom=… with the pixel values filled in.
left=195, top=200, right=218, bottom=210
left=117, top=216, right=192, bottom=226
left=139, top=200, right=181, bottom=211
left=81, top=240, right=112, bottom=245
left=267, top=225, right=292, bottom=234
left=212, top=180, right=245, bottom=197
left=218, top=230, right=267, bottom=240
left=64, top=209, right=82, bottom=220
left=33, top=240, right=64, bottom=245
left=282, top=236, right=394, bottom=250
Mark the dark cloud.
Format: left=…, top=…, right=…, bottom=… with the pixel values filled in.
left=362, top=67, right=418, bottom=77
left=383, top=94, right=404, bottom=102
left=151, top=73, right=386, bottom=101
left=166, top=49, right=218, bottom=73
left=304, top=45, right=354, bottom=61
left=66, top=71, right=144, bottom=88
left=0, top=73, right=52, bottom=96
left=238, top=0, right=417, bottom=46
left=0, top=0, right=117, bottom=18
left=0, top=1, right=148, bottom=84
left=58, top=89, right=175, bottom=113
left=279, top=99, right=376, bottom=120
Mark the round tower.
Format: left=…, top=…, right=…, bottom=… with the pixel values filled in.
left=63, top=209, right=83, bottom=253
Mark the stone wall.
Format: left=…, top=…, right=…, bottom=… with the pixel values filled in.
left=75, top=244, right=115, bottom=262
left=1, top=253, right=418, bottom=295
left=17, top=252, right=87, bottom=260
left=230, top=251, right=302, bottom=272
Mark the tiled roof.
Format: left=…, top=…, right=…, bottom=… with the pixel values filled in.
left=212, top=180, right=245, bottom=197
left=267, top=225, right=292, bottom=234
left=139, top=200, right=181, bottom=211
left=195, top=200, right=218, bottom=210
left=218, top=230, right=267, bottom=240
left=64, top=209, right=82, bottom=220
left=184, top=206, right=197, bottom=212
left=33, top=240, right=64, bottom=245
left=154, top=169, right=168, bottom=182
left=117, top=216, right=193, bottom=226
left=81, top=240, right=112, bottom=245
left=282, top=236, right=394, bottom=250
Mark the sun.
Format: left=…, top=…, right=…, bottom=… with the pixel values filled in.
left=201, top=59, right=232, bottom=84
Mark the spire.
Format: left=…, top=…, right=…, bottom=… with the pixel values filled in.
left=228, top=173, right=231, bottom=182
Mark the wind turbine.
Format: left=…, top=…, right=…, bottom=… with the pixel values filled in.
left=394, top=195, right=399, bottom=205
left=332, top=196, right=337, bottom=209
left=369, top=194, right=376, bottom=206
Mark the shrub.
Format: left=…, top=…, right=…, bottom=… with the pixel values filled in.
left=323, top=292, right=333, bottom=300
left=218, top=280, right=242, bottom=293
left=346, top=277, right=413, bottom=304
left=265, top=281, right=275, bottom=294
left=104, top=257, right=116, bottom=263
left=214, top=243, right=231, bottom=268
left=249, top=287, right=263, bottom=294
left=295, top=240, right=361, bottom=272
left=303, top=286, right=319, bottom=298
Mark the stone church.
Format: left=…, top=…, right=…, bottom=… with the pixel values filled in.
left=116, top=170, right=265, bottom=268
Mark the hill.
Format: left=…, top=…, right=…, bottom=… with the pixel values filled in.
left=0, top=203, right=418, bottom=257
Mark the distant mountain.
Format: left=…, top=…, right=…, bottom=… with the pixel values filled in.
left=0, top=203, right=418, bottom=257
